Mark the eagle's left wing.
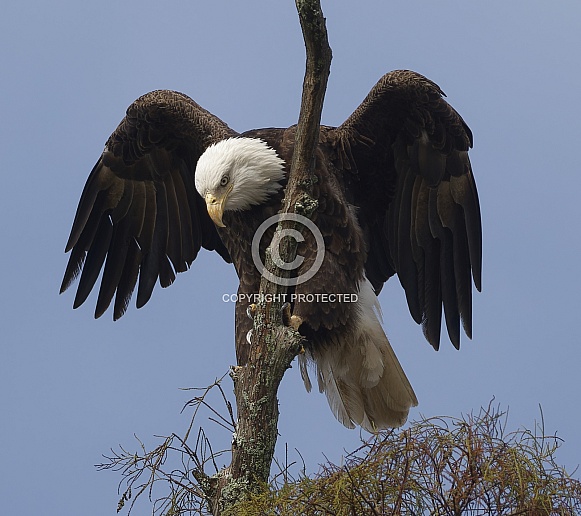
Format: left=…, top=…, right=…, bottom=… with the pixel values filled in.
left=331, top=70, right=481, bottom=350
left=61, top=90, right=235, bottom=320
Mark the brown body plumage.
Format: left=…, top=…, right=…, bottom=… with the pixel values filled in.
left=61, top=70, right=481, bottom=430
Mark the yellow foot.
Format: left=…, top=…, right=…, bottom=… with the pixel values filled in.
left=281, top=303, right=303, bottom=331
left=246, top=303, right=257, bottom=320
left=289, top=315, right=303, bottom=332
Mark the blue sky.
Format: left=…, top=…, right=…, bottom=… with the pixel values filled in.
left=1, top=1, right=580, bottom=514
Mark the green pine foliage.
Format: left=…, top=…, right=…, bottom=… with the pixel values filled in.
left=101, top=399, right=581, bottom=515
left=231, top=405, right=581, bottom=515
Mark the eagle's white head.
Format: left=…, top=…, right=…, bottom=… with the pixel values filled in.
left=195, top=137, right=286, bottom=227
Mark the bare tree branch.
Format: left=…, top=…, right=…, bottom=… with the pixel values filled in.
left=207, top=1, right=332, bottom=514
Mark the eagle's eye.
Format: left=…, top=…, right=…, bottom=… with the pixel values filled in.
left=220, top=175, right=229, bottom=187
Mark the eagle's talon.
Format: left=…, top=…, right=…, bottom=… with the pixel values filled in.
left=246, top=303, right=257, bottom=320
left=281, top=302, right=292, bottom=326
left=246, top=328, right=253, bottom=345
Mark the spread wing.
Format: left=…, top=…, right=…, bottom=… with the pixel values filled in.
left=61, top=90, right=235, bottom=320
left=333, top=70, right=482, bottom=350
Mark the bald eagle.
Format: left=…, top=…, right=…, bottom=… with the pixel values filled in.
left=61, top=70, right=481, bottom=431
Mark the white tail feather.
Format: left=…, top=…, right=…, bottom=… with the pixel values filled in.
left=301, top=278, right=418, bottom=431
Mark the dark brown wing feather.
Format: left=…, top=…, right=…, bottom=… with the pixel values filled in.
left=61, top=90, right=234, bottom=319
left=333, top=70, right=482, bottom=350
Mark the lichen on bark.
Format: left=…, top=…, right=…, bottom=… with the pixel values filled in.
left=205, top=3, right=332, bottom=513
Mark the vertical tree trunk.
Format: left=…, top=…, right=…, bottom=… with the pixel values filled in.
left=204, top=1, right=332, bottom=514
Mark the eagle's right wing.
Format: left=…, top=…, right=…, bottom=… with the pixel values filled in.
left=61, top=90, right=235, bottom=320
left=332, top=70, right=481, bottom=350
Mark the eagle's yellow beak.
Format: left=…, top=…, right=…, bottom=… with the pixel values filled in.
left=204, top=189, right=230, bottom=228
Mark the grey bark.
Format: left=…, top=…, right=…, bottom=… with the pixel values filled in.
left=202, top=1, right=332, bottom=514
